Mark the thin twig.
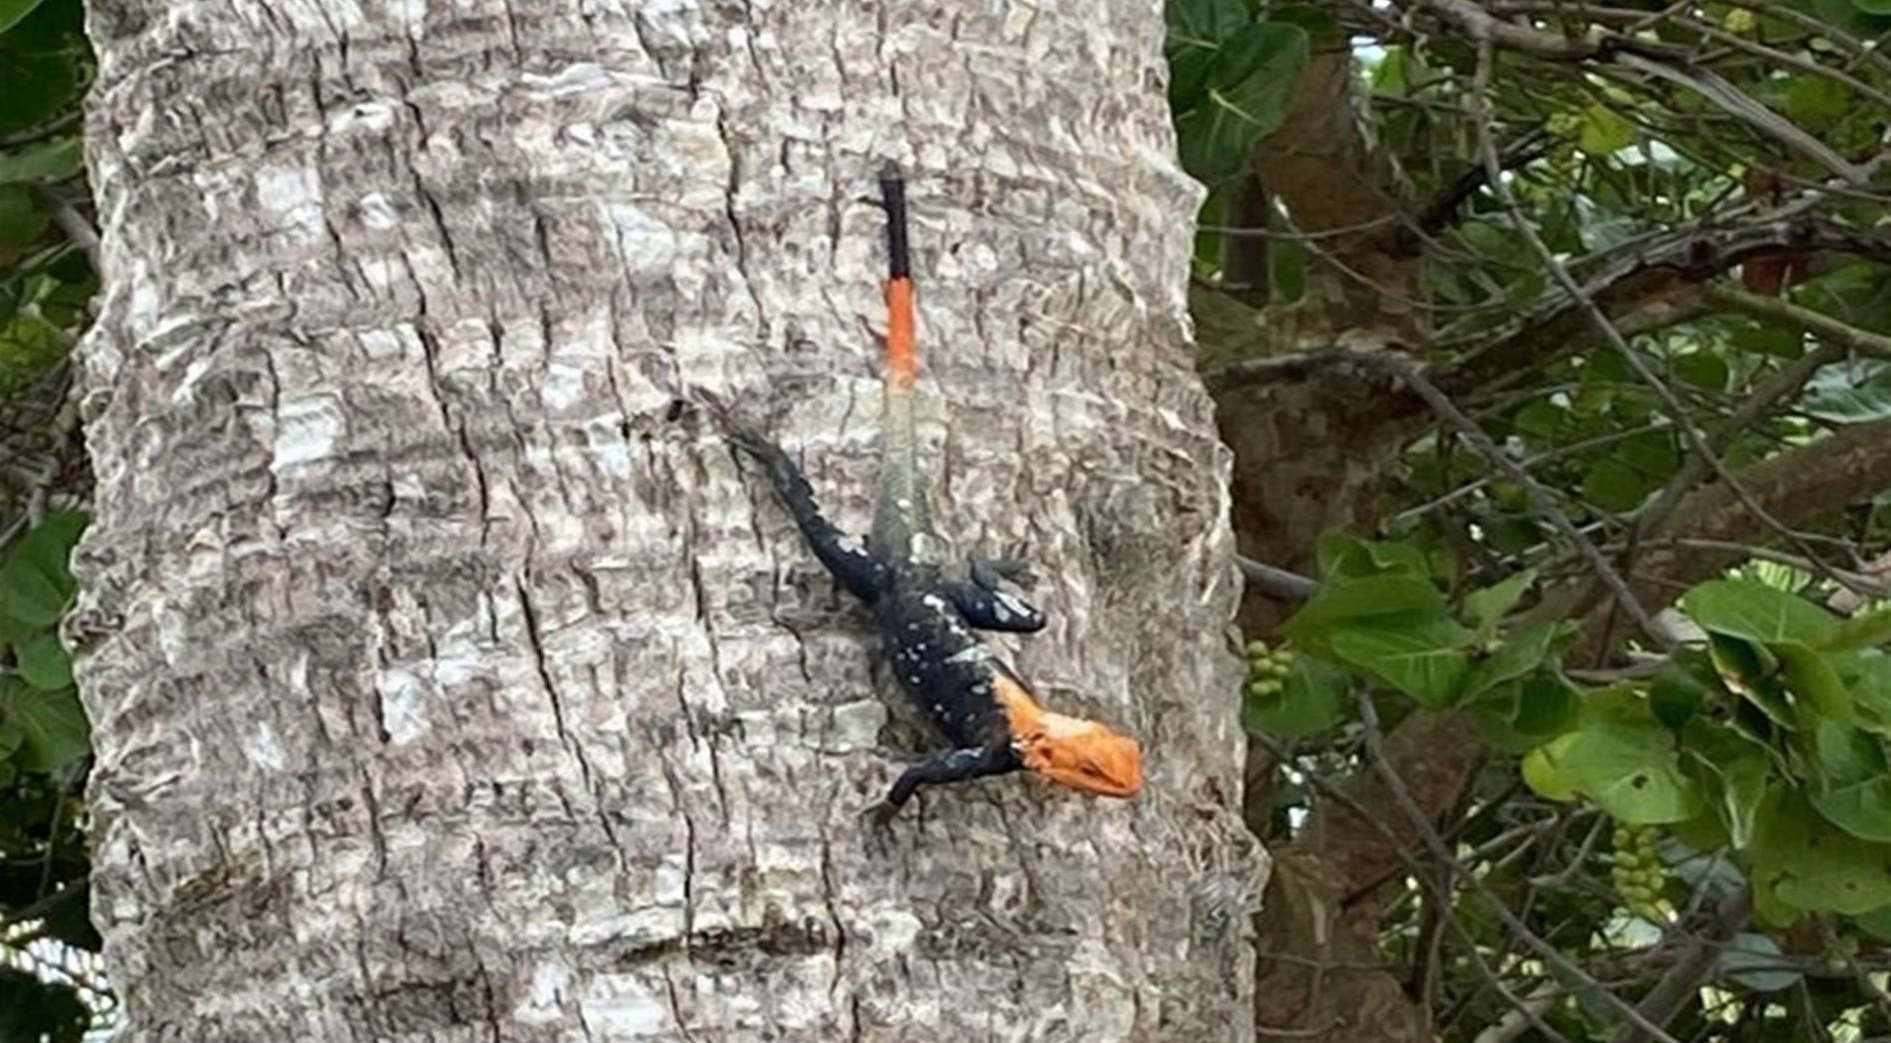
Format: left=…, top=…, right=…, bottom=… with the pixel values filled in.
left=1253, top=730, right=1586, bottom=1042
left=1393, top=421, right=1678, bottom=526
left=1625, top=342, right=1851, bottom=593
left=1368, top=348, right=1672, bottom=648
left=1355, top=689, right=1687, bottom=1043
left=1474, top=981, right=1565, bottom=1043
left=1705, top=283, right=1891, bottom=359
left=1466, top=40, right=1831, bottom=635
left=1239, top=556, right=1318, bottom=601
left=32, top=187, right=102, bottom=280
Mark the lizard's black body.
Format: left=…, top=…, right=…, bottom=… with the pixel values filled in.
left=719, top=426, right=1048, bottom=813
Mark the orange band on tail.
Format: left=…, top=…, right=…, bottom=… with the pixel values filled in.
left=885, top=275, right=918, bottom=390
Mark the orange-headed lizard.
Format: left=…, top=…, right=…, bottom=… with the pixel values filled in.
left=709, top=166, right=1142, bottom=822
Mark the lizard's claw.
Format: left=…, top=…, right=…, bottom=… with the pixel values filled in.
left=691, top=388, right=779, bottom=461
left=972, top=553, right=1037, bottom=592
left=993, top=558, right=1036, bottom=589
left=861, top=800, right=901, bottom=855
left=863, top=799, right=900, bottom=828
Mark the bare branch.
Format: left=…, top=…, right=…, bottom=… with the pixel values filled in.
left=1704, top=284, right=1891, bottom=359
left=33, top=186, right=103, bottom=280
left=1625, top=342, right=1850, bottom=585
left=1240, top=555, right=1318, bottom=601
left=1439, top=219, right=1891, bottom=399
left=1354, top=689, right=1687, bottom=1043
left=1604, top=890, right=1751, bottom=1043
left=1608, top=54, right=1870, bottom=183
left=1376, top=349, right=1672, bottom=647
left=1473, top=982, right=1564, bottom=1043
left=1564, top=418, right=1891, bottom=630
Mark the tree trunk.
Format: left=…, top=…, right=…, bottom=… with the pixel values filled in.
left=70, top=0, right=1265, bottom=1039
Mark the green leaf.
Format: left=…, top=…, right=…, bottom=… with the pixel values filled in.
left=1511, top=400, right=1565, bottom=444
left=1650, top=653, right=1718, bottom=729
left=1822, top=604, right=1891, bottom=652
left=0, top=0, right=45, bottom=35
left=0, top=966, right=89, bottom=1043
left=1175, top=22, right=1310, bottom=182
left=0, top=310, right=73, bottom=393
left=1558, top=693, right=1703, bottom=824
left=0, top=509, right=87, bottom=627
left=1522, top=731, right=1582, bottom=801
left=1165, top=0, right=1249, bottom=110
left=1775, top=640, right=1853, bottom=723
left=0, top=135, right=79, bottom=185
left=1751, top=788, right=1891, bottom=915
left=1786, top=76, right=1849, bottom=128
left=1313, top=533, right=1436, bottom=583
left=1281, top=574, right=1453, bottom=651
left=1681, top=579, right=1839, bottom=646
left=1582, top=431, right=1679, bottom=512
left=15, top=631, right=69, bottom=689
left=1576, top=104, right=1636, bottom=156
left=1682, top=718, right=1771, bottom=848
left=1805, top=361, right=1891, bottom=422
left=1243, top=655, right=1350, bottom=736
left=0, top=677, right=87, bottom=772
left=1708, top=633, right=1792, bottom=727
left=1329, top=621, right=1472, bottom=708
left=1672, top=352, right=1728, bottom=391
left=1370, top=45, right=1422, bottom=94
left=1474, top=673, right=1579, bottom=753
left=0, top=41, right=78, bottom=138
left=1269, top=233, right=1305, bottom=303
left=1857, top=902, right=1891, bottom=942
left=0, top=183, right=44, bottom=247
left=1463, top=569, right=1535, bottom=632
left=1582, top=457, right=1652, bottom=512
left=1462, top=623, right=1560, bottom=700
left=1809, top=722, right=1891, bottom=842
left=1840, top=651, right=1891, bottom=734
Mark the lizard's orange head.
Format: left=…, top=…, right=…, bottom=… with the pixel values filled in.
left=1016, top=711, right=1144, bottom=798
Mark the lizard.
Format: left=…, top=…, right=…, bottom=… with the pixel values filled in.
left=705, top=165, right=1143, bottom=822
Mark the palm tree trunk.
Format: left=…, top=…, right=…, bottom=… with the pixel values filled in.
left=72, top=0, right=1265, bottom=1038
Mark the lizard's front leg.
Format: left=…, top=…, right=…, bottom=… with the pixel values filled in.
left=865, top=743, right=1021, bottom=823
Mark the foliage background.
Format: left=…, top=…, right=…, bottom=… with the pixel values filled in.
left=1174, top=0, right=1891, bottom=1038
left=0, top=0, right=103, bottom=1035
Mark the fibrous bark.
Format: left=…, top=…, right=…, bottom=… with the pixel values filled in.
left=71, top=1, right=1264, bottom=1039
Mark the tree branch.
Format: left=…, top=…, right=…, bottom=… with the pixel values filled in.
left=1439, top=219, right=1891, bottom=399
left=1704, top=284, right=1891, bottom=359
left=1573, top=418, right=1891, bottom=630
left=1605, top=890, right=1751, bottom=1043
left=1240, top=555, right=1318, bottom=601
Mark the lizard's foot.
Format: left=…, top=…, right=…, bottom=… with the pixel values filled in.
left=861, top=800, right=902, bottom=855
left=971, top=552, right=1036, bottom=592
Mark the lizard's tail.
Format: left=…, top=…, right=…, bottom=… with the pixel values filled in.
left=879, top=165, right=918, bottom=393
left=870, top=163, right=930, bottom=562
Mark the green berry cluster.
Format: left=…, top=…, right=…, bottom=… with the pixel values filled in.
left=1611, top=823, right=1671, bottom=921
left=1246, top=640, right=1297, bottom=698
